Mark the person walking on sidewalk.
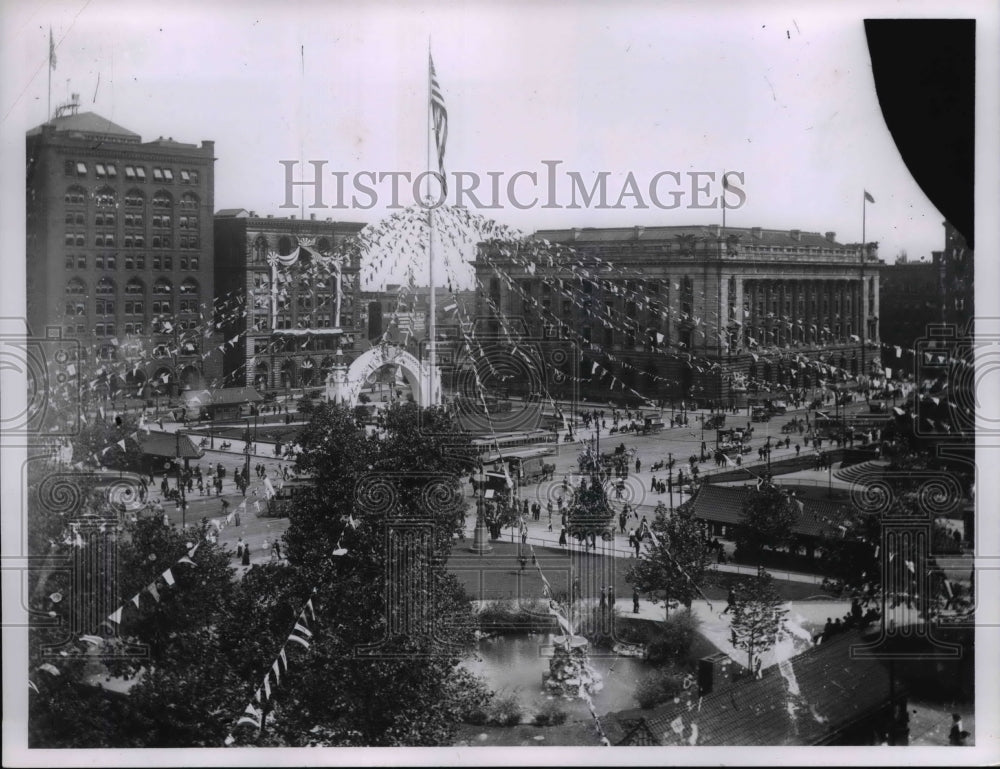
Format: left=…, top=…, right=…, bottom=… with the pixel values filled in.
left=633, top=587, right=640, bottom=614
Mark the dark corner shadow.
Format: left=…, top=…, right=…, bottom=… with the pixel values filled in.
left=864, top=19, right=975, bottom=248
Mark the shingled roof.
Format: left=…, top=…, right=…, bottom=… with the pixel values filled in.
left=685, top=483, right=858, bottom=539
left=607, top=631, right=895, bottom=746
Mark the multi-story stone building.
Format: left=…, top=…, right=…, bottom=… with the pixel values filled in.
left=361, top=285, right=477, bottom=345
left=26, top=102, right=217, bottom=395
left=933, top=220, right=974, bottom=333
left=879, top=260, right=938, bottom=377
left=213, top=210, right=366, bottom=392
left=475, top=225, right=882, bottom=406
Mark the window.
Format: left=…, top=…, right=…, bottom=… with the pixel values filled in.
left=180, top=277, right=198, bottom=294
left=95, top=256, right=103, bottom=270
left=96, top=277, right=115, bottom=295
left=253, top=236, right=268, bottom=263
left=64, top=160, right=75, bottom=176
left=106, top=163, right=117, bottom=178
left=152, top=168, right=163, bottom=181
left=152, top=192, right=172, bottom=209
left=163, top=168, right=173, bottom=181
left=153, top=278, right=172, bottom=295
left=125, top=278, right=144, bottom=295
left=125, top=166, right=136, bottom=180
left=95, top=188, right=116, bottom=207
left=64, top=187, right=86, bottom=206
left=180, top=170, right=190, bottom=182
left=136, top=166, right=146, bottom=181
left=152, top=300, right=172, bottom=315
left=163, top=256, right=172, bottom=270
left=77, top=255, right=86, bottom=269
left=180, top=192, right=198, bottom=210
left=189, top=170, right=199, bottom=184
left=95, top=163, right=106, bottom=177
left=125, top=323, right=143, bottom=335
left=106, top=255, right=116, bottom=269
left=65, top=255, right=74, bottom=270
left=179, top=257, right=188, bottom=271
left=76, top=162, right=87, bottom=176
left=96, top=298, right=115, bottom=315
left=179, top=298, right=197, bottom=313
left=125, top=190, right=144, bottom=208
left=66, top=278, right=86, bottom=295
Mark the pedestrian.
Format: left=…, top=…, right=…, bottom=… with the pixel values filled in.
left=274, top=540, right=282, bottom=560
left=241, top=543, right=251, bottom=566
left=635, top=457, right=641, bottom=474
left=558, top=527, right=567, bottom=546
left=633, top=587, right=640, bottom=614
left=599, top=586, right=607, bottom=609
left=949, top=713, right=969, bottom=746
left=262, top=538, right=270, bottom=556
left=236, top=537, right=244, bottom=559
left=721, top=587, right=736, bottom=615
left=234, top=509, right=241, bottom=527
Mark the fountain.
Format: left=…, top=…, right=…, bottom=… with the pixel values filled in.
left=543, top=634, right=604, bottom=698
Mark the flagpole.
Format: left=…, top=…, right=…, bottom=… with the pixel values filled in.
left=722, top=171, right=727, bottom=232
left=426, top=44, right=437, bottom=406
left=860, top=192, right=867, bottom=380
left=47, top=28, right=52, bottom=121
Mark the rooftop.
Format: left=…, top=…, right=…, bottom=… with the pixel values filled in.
left=608, top=631, right=895, bottom=746
left=27, top=111, right=141, bottom=142
left=532, top=225, right=849, bottom=250
left=684, top=483, right=860, bottom=539
left=127, top=430, right=203, bottom=459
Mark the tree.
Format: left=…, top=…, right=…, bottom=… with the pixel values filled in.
left=735, top=482, right=800, bottom=564
left=565, top=476, right=614, bottom=544
left=627, top=502, right=710, bottom=617
left=729, top=569, right=788, bottom=671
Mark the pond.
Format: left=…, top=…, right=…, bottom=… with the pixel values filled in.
left=461, top=633, right=654, bottom=718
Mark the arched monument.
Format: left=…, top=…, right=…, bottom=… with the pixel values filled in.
left=325, top=344, right=440, bottom=407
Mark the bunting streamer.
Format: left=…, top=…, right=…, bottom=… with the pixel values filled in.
left=224, top=590, right=319, bottom=744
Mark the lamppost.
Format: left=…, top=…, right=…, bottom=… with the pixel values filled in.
left=469, top=469, right=493, bottom=554
left=244, top=418, right=253, bottom=484
left=174, top=430, right=188, bottom=529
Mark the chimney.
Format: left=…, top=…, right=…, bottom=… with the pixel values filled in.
left=249, top=211, right=256, bottom=217
left=825, top=231, right=836, bottom=242
left=309, top=213, right=316, bottom=220
left=789, top=229, right=801, bottom=241
left=572, top=228, right=581, bottom=241
left=751, top=227, right=762, bottom=239
left=267, top=214, right=273, bottom=219
left=634, top=226, right=645, bottom=240
left=290, top=215, right=296, bottom=220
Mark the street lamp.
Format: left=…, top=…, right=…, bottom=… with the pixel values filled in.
left=174, top=430, right=188, bottom=529
left=470, top=469, right=493, bottom=554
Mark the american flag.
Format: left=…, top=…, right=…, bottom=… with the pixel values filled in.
left=429, top=53, right=448, bottom=194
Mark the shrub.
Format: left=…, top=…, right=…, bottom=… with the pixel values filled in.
left=635, top=667, right=686, bottom=709
left=489, top=693, right=523, bottom=727
left=450, top=669, right=494, bottom=725
left=533, top=699, right=568, bottom=726
left=645, top=609, right=700, bottom=666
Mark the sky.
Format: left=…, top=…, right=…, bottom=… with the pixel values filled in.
left=1, top=0, right=978, bottom=288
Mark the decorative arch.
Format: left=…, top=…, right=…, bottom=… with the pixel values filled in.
left=326, top=345, right=439, bottom=407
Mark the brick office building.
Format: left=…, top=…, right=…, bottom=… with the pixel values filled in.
left=26, top=103, right=217, bottom=396
left=213, top=210, right=366, bottom=391
left=475, top=225, right=883, bottom=407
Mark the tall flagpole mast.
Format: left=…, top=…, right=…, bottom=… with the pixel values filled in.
left=47, top=27, right=52, bottom=121
left=426, top=42, right=438, bottom=406
left=861, top=191, right=867, bottom=380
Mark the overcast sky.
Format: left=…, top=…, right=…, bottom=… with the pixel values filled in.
left=0, top=0, right=987, bottom=289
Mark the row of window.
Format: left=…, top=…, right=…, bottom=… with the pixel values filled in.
left=64, top=186, right=200, bottom=210
left=64, top=161, right=200, bottom=185
left=63, top=254, right=202, bottom=271
left=66, top=298, right=200, bottom=318
left=65, top=277, right=200, bottom=295
left=64, top=232, right=201, bottom=249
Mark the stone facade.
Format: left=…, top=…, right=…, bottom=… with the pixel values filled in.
left=26, top=108, right=218, bottom=394
left=475, top=225, right=883, bottom=406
